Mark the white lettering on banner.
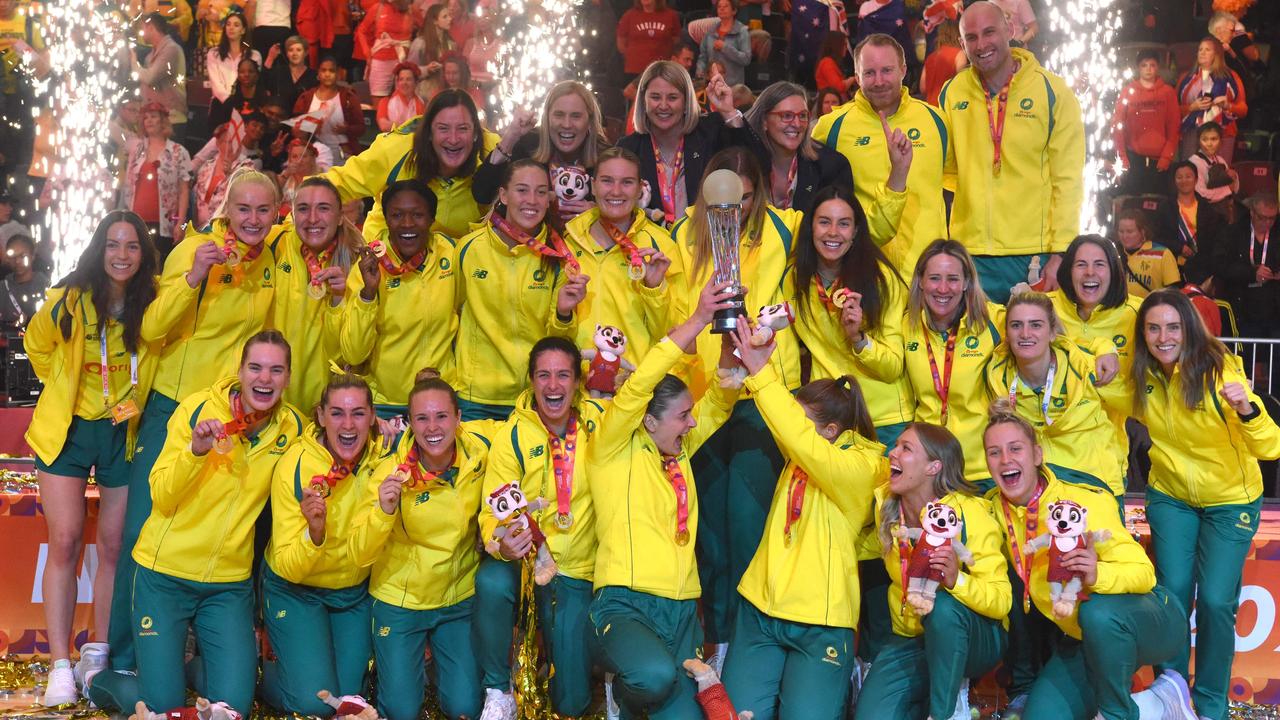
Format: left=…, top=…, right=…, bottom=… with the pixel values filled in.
left=31, top=544, right=98, bottom=604
left=1234, top=585, right=1276, bottom=653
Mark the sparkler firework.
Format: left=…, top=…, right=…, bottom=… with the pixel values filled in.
left=486, top=0, right=591, bottom=127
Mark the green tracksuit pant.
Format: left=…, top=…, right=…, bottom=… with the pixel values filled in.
left=371, top=597, right=481, bottom=720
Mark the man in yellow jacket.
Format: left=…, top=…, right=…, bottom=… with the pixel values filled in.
left=812, top=33, right=949, bottom=274
left=940, top=1, right=1085, bottom=303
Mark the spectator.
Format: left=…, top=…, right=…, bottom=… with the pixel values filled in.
left=191, top=121, right=262, bottom=226
left=1175, top=37, right=1247, bottom=162
left=133, top=13, right=188, bottom=141
left=407, top=4, right=457, bottom=79
left=0, top=190, right=29, bottom=248
left=1117, top=207, right=1180, bottom=297
left=278, top=139, right=320, bottom=216
left=1111, top=49, right=1180, bottom=197
left=195, top=0, right=239, bottom=49
left=615, top=0, right=681, bottom=83
left=294, top=57, right=365, bottom=161
left=623, top=41, right=698, bottom=134
left=853, top=0, right=915, bottom=80
left=293, top=0, right=331, bottom=67
left=327, top=0, right=356, bottom=79
left=920, top=19, right=966, bottom=106
left=744, top=82, right=852, bottom=214
left=264, top=36, right=319, bottom=113
left=445, top=0, right=475, bottom=49
left=1208, top=11, right=1266, bottom=105
left=356, top=0, right=414, bottom=101
left=128, top=0, right=194, bottom=42
left=205, top=10, right=262, bottom=128
left=377, top=62, right=425, bottom=132
left=1180, top=262, right=1223, bottom=336
left=211, top=58, right=268, bottom=129
left=811, top=86, right=844, bottom=118
left=814, top=31, right=856, bottom=96
left=441, top=54, right=483, bottom=111
left=1213, top=192, right=1280, bottom=338
left=1162, top=160, right=1222, bottom=266
left=118, top=103, right=192, bottom=257
left=990, top=0, right=1038, bottom=46
left=0, top=234, right=47, bottom=326
left=251, top=0, right=293, bottom=60
left=0, top=0, right=47, bottom=175
left=463, top=0, right=500, bottom=85
left=1188, top=121, right=1240, bottom=222
left=697, top=0, right=751, bottom=87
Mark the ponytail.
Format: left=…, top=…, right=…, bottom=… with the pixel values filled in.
left=795, top=375, right=876, bottom=441
left=876, top=422, right=973, bottom=554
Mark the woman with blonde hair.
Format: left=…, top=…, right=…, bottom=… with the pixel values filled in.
left=743, top=82, right=851, bottom=214
left=118, top=102, right=192, bottom=257
left=1175, top=36, right=1248, bottom=161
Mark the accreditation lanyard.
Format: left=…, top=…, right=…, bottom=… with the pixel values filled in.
left=774, top=156, right=798, bottom=209
left=925, top=330, right=958, bottom=425
left=1000, top=480, right=1045, bottom=613
left=1008, top=357, right=1057, bottom=427
left=651, top=136, right=685, bottom=225
left=985, top=69, right=1016, bottom=177
left=492, top=213, right=581, bottom=275
left=782, top=467, right=808, bottom=547
left=99, top=330, right=138, bottom=409
left=549, top=416, right=578, bottom=530
left=599, top=218, right=646, bottom=281
left=310, top=460, right=352, bottom=498
left=662, top=456, right=691, bottom=546
left=1250, top=227, right=1270, bottom=266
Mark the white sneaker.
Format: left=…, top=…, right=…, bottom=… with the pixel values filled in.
left=478, top=688, right=515, bottom=720
left=42, top=665, right=78, bottom=707
left=74, top=642, right=108, bottom=695
left=948, top=682, right=971, bottom=720
left=604, top=674, right=621, bottom=720
left=1150, top=670, right=1197, bottom=720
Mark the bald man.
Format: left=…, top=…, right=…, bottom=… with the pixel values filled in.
left=939, top=0, right=1084, bottom=304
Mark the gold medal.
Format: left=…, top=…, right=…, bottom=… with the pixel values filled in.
left=307, top=281, right=327, bottom=300
left=311, top=479, right=332, bottom=499
left=674, top=529, right=690, bottom=546
left=832, top=288, right=853, bottom=309
left=555, top=511, right=574, bottom=530
left=565, top=263, right=581, bottom=280
left=627, top=262, right=645, bottom=281
left=224, top=247, right=241, bottom=268
left=213, top=434, right=234, bottom=455
left=369, top=240, right=387, bottom=258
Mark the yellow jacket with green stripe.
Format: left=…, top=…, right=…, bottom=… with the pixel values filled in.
left=132, top=377, right=305, bottom=583
left=339, top=233, right=459, bottom=406
left=267, top=429, right=393, bottom=589
left=564, top=208, right=684, bottom=362
left=1048, top=290, right=1143, bottom=373
left=268, top=224, right=349, bottom=411
left=672, top=206, right=802, bottom=396
left=939, top=48, right=1085, bottom=256
left=902, top=303, right=1005, bottom=481
left=347, top=421, right=500, bottom=610
left=792, top=268, right=914, bottom=429
left=480, top=389, right=608, bottom=582
left=144, top=221, right=282, bottom=403
left=992, top=469, right=1154, bottom=640
left=322, top=119, right=501, bottom=241
left=589, top=338, right=737, bottom=600
left=24, top=287, right=161, bottom=463
left=811, top=87, right=950, bottom=271
left=875, top=488, right=1011, bottom=637
left=984, top=338, right=1131, bottom=495
left=1135, top=355, right=1280, bottom=507
left=452, top=222, right=576, bottom=406
left=737, top=364, right=888, bottom=629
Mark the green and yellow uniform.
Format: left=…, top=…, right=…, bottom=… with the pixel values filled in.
left=721, top=364, right=888, bottom=719
left=323, top=119, right=501, bottom=241
left=338, top=233, right=458, bottom=409
left=129, top=377, right=304, bottom=715
left=452, top=222, right=575, bottom=417
left=855, top=490, right=1010, bottom=720
left=812, top=88, right=950, bottom=272
left=347, top=424, right=496, bottom=720
left=588, top=337, right=736, bottom=720
left=1123, top=242, right=1180, bottom=297
left=1135, top=355, right=1280, bottom=719
left=261, top=429, right=389, bottom=716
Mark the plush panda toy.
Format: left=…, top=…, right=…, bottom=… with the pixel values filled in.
left=485, top=481, right=558, bottom=585
left=750, top=302, right=795, bottom=346
left=1024, top=499, right=1112, bottom=618
left=895, top=501, right=974, bottom=616
left=583, top=324, right=636, bottom=398
left=553, top=165, right=591, bottom=205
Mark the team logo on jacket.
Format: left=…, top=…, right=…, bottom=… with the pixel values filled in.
left=220, top=273, right=234, bottom=284
left=1113, top=334, right=1127, bottom=348
left=964, top=336, right=980, bottom=350
left=907, top=341, right=919, bottom=351
left=414, top=491, right=431, bottom=505
left=280, top=261, right=292, bottom=273
left=854, top=136, right=871, bottom=147
left=440, top=257, right=451, bottom=271
left=532, top=269, right=548, bottom=286
left=1052, top=397, right=1065, bottom=409
left=387, top=278, right=401, bottom=290
left=953, top=101, right=969, bottom=110
left=907, top=128, right=921, bottom=141
left=1019, top=98, right=1034, bottom=111
left=473, top=269, right=488, bottom=279
left=530, top=445, right=545, bottom=459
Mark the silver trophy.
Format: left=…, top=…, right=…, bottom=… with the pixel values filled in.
left=702, top=169, right=746, bottom=334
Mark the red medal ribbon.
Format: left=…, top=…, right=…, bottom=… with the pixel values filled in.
left=300, top=244, right=334, bottom=286
left=492, top=213, right=580, bottom=274
left=396, top=443, right=455, bottom=489
left=925, top=330, right=958, bottom=425
left=984, top=66, right=1017, bottom=177
left=219, top=391, right=271, bottom=443
left=549, top=417, right=578, bottom=520
left=599, top=218, right=645, bottom=277
left=222, top=228, right=264, bottom=265
left=896, top=503, right=915, bottom=616
left=377, top=245, right=426, bottom=276
left=1000, top=478, right=1046, bottom=613
left=651, top=137, right=684, bottom=225
left=311, top=461, right=352, bottom=495
left=662, top=456, right=691, bottom=542
left=774, top=156, right=799, bottom=209
left=782, top=467, right=808, bottom=543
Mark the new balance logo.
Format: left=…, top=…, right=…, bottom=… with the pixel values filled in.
left=473, top=269, right=489, bottom=279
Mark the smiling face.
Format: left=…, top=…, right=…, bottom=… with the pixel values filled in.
left=960, top=3, right=1013, bottom=79
left=764, top=94, right=808, bottom=155
left=1006, top=302, right=1054, bottom=366
left=1070, top=242, right=1111, bottom=311
left=394, top=68, right=417, bottom=97
left=226, top=181, right=276, bottom=246
left=319, top=387, right=374, bottom=463
left=1116, top=218, right=1144, bottom=252
left=238, top=341, right=290, bottom=413
left=409, top=388, right=460, bottom=463
left=644, top=77, right=685, bottom=134
left=593, top=157, right=641, bottom=223
left=887, top=427, right=938, bottom=497
left=548, top=92, right=590, bottom=158
left=531, top=349, right=577, bottom=431
left=498, top=165, right=551, bottom=234
left=1142, top=302, right=1182, bottom=373
left=920, top=252, right=966, bottom=325
left=984, top=421, right=1042, bottom=506
left=431, top=105, right=477, bottom=177
left=384, top=189, right=433, bottom=258
left=646, top=390, right=696, bottom=456
left=293, top=184, right=340, bottom=252
left=856, top=43, right=906, bottom=113
left=103, top=221, right=143, bottom=288
left=1174, top=165, right=1197, bottom=195
left=811, top=197, right=856, bottom=267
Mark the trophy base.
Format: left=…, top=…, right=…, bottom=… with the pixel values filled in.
left=711, top=306, right=744, bottom=334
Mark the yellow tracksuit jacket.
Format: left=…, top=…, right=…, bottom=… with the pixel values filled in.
left=792, top=268, right=915, bottom=429
left=672, top=206, right=803, bottom=396
left=339, top=234, right=459, bottom=406
left=452, top=222, right=576, bottom=406
left=811, top=87, right=950, bottom=272
left=564, top=207, right=683, bottom=362
left=737, top=364, right=889, bottom=629
left=132, top=377, right=305, bottom=582
left=1049, top=290, right=1143, bottom=373
left=993, top=470, right=1154, bottom=639
left=939, top=48, right=1085, bottom=256
left=1135, top=355, right=1280, bottom=507
left=145, top=222, right=281, bottom=403
left=24, top=287, right=160, bottom=462
left=266, top=429, right=393, bottom=588
left=589, top=338, right=737, bottom=600
left=480, top=389, right=608, bottom=582
left=268, top=225, right=349, bottom=411
left=347, top=422, right=498, bottom=610
left=323, top=120, right=501, bottom=241
left=902, top=303, right=1006, bottom=481
left=1124, top=242, right=1181, bottom=297
left=875, top=488, right=1011, bottom=637
left=984, top=339, right=1131, bottom=495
